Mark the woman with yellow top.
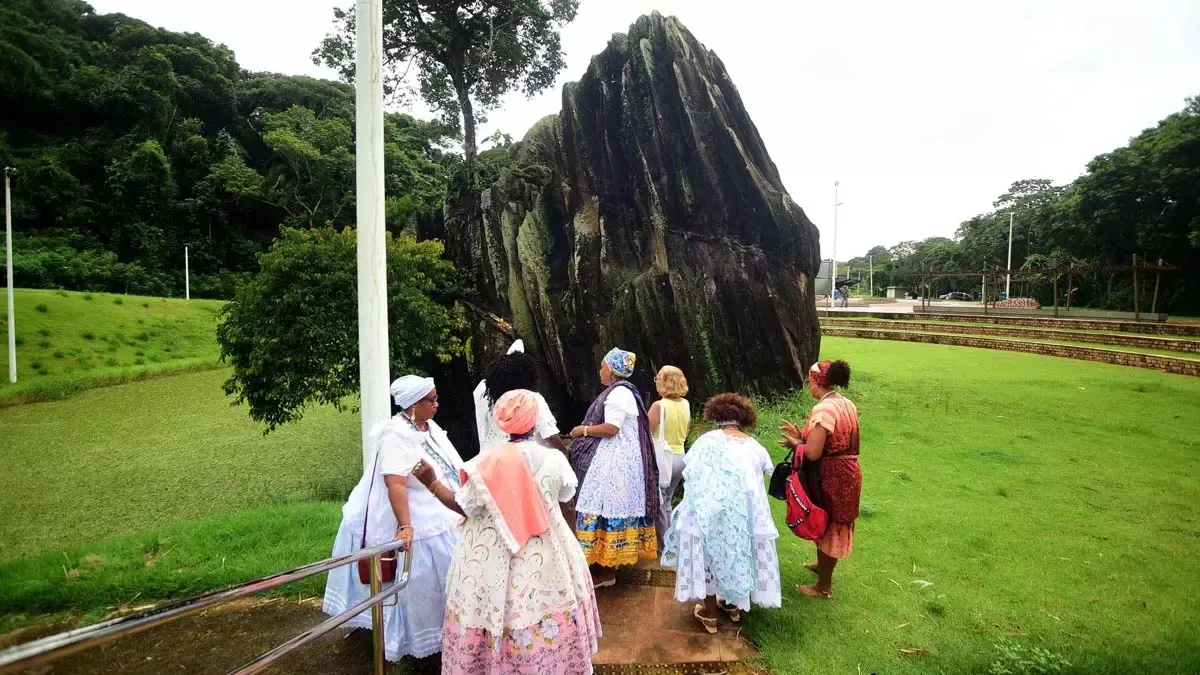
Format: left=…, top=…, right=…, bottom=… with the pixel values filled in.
left=649, top=366, right=691, bottom=533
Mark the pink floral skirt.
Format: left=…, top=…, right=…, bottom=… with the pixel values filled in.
left=817, top=522, right=855, bottom=559
left=441, top=600, right=600, bottom=675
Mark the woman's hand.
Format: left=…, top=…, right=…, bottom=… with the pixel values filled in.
left=779, top=420, right=803, bottom=449
left=569, top=425, right=587, bottom=439
left=394, top=525, right=414, bottom=550
left=411, top=460, right=436, bottom=487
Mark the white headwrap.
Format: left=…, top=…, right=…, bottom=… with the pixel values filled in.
left=506, top=339, right=525, bottom=355
left=389, top=375, right=435, bottom=409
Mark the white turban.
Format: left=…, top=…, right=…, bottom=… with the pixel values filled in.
left=506, top=339, right=525, bottom=355
left=390, top=375, right=435, bottom=409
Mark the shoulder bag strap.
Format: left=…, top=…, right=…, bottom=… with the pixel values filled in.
left=360, top=449, right=384, bottom=549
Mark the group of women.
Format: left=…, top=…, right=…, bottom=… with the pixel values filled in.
left=322, top=342, right=862, bottom=674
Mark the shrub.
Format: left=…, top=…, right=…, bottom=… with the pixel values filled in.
left=35, top=304, right=49, bottom=313
left=988, top=641, right=1071, bottom=675
left=217, top=227, right=465, bottom=431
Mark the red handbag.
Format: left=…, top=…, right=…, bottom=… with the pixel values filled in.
left=356, top=452, right=399, bottom=585
left=784, top=453, right=828, bottom=541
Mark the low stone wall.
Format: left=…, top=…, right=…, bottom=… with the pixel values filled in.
left=822, top=328, right=1200, bottom=377
left=822, top=319, right=1200, bottom=354
left=819, top=312, right=1200, bottom=338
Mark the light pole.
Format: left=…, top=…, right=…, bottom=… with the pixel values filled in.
left=868, top=255, right=874, bottom=298
left=355, top=0, right=390, bottom=469
left=184, top=246, right=190, bottom=300
left=830, top=180, right=843, bottom=309
left=5, top=167, right=15, bottom=384
left=1005, top=211, right=1014, bottom=299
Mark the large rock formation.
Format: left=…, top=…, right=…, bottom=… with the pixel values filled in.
left=444, top=13, right=821, bottom=439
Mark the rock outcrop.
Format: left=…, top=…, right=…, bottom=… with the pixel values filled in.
left=444, top=12, right=822, bottom=436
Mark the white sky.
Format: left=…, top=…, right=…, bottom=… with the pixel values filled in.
left=89, top=0, right=1200, bottom=259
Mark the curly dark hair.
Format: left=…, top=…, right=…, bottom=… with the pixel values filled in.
left=702, top=393, right=757, bottom=429
left=483, top=352, right=539, bottom=406
left=826, top=360, right=851, bottom=388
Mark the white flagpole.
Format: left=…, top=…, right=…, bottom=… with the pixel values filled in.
left=355, top=0, right=390, bottom=469
left=5, top=168, right=15, bottom=384
left=184, top=246, right=190, bottom=300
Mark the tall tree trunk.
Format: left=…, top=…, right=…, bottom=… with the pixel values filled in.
left=452, top=73, right=476, bottom=165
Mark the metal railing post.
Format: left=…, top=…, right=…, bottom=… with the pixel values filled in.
left=370, top=554, right=385, bottom=675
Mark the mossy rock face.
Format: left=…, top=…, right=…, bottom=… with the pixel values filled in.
left=444, top=12, right=821, bottom=439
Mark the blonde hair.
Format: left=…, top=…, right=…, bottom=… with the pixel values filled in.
left=656, top=365, right=689, bottom=398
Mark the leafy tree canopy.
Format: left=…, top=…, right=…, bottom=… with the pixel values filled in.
left=314, top=0, right=579, bottom=162
left=216, top=227, right=466, bottom=430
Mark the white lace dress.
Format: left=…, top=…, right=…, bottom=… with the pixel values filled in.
left=441, top=442, right=601, bottom=675
left=662, top=431, right=781, bottom=611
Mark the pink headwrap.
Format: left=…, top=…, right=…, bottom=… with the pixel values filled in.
left=466, top=388, right=550, bottom=553
left=494, top=389, right=538, bottom=435
left=809, top=361, right=832, bottom=388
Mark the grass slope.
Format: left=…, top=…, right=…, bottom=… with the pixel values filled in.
left=0, top=369, right=360, bottom=560
left=1, top=338, right=1199, bottom=673
left=0, top=289, right=224, bottom=405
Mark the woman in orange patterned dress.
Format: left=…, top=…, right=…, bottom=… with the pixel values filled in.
left=780, top=360, right=861, bottom=599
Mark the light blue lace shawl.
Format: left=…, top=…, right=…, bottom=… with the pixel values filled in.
left=660, top=431, right=755, bottom=605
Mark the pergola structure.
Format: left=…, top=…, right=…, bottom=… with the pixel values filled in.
left=900, top=257, right=1179, bottom=320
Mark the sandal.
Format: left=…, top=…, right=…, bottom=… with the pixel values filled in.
left=718, top=601, right=742, bottom=623
left=796, top=584, right=832, bottom=599
left=693, top=604, right=719, bottom=634
left=592, top=575, right=616, bottom=589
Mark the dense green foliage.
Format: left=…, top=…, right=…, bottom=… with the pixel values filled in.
left=216, top=227, right=466, bottom=430
left=3, top=339, right=1198, bottom=673
left=0, top=0, right=452, bottom=298
left=314, top=0, right=579, bottom=162
left=845, top=97, right=1200, bottom=313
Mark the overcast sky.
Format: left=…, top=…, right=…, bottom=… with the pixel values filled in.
left=89, top=0, right=1200, bottom=259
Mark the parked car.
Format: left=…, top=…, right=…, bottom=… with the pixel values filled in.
left=938, top=292, right=973, bottom=301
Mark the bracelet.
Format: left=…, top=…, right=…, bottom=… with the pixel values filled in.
left=583, top=426, right=589, bottom=438
left=396, top=524, right=413, bottom=533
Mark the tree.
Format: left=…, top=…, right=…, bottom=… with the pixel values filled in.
left=217, top=227, right=466, bottom=430
left=314, top=0, right=579, bottom=163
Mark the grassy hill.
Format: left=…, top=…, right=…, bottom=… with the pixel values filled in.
left=0, top=289, right=225, bottom=405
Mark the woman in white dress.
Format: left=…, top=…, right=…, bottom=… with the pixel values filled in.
left=472, top=339, right=567, bottom=455
left=322, top=375, right=465, bottom=662
left=661, top=393, right=781, bottom=633
left=567, top=347, right=660, bottom=587
left=414, top=390, right=601, bottom=674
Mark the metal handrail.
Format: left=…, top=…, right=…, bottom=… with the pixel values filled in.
left=0, top=540, right=412, bottom=675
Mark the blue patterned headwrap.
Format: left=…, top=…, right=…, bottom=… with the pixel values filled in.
left=603, top=347, right=636, bottom=379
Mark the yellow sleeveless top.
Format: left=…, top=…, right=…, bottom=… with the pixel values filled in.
left=660, top=398, right=691, bottom=454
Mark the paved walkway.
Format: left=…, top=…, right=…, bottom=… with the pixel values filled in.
left=594, top=567, right=758, bottom=669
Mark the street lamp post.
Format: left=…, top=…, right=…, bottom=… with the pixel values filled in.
left=868, top=255, right=874, bottom=298
left=355, top=0, right=389, bottom=470
left=5, top=167, right=15, bottom=384
left=1005, top=211, right=1014, bottom=299
left=830, top=180, right=843, bottom=309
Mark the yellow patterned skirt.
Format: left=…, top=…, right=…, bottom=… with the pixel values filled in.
left=576, top=514, right=657, bottom=567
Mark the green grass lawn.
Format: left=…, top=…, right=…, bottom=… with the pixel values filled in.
left=1, top=338, right=1199, bottom=673
left=0, top=289, right=225, bottom=405
left=751, top=339, right=1200, bottom=674
left=0, top=368, right=360, bottom=560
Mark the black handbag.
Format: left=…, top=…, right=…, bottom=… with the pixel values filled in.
left=768, top=447, right=795, bottom=500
